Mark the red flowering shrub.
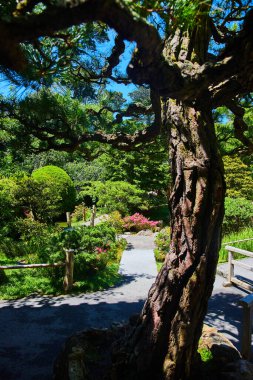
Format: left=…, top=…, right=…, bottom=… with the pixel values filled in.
left=123, top=213, right=158, bottom=232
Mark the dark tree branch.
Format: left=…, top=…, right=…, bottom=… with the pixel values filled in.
left=0, top=88, right=161, bottom=152
left=0, top=1, right=185, bottom=94
left=3, top=0, right=162, bottom=66
left=87, top=102, right=153, bottom=122
left=1, top=1, right=252, bottom=124
left=226, top=100, right=253, bottom=153
left=101, top=35, right=125, bottom=77
left=181, top=8, right=253, bottom=105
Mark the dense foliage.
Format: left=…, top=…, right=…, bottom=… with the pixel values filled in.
left=0, top=221, right=126, bottom=299
left=78, top=180, right=146, bottom=215
left=32, top=165, right=76, bottom=214
left=223, top=197, right=253, bottom=234
left=223, top=156, right=253, bottom=200
left=154, top=227, right=171, bottom=263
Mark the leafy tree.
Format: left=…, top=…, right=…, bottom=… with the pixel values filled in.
left=223, top=155, right=253, bottom=200
left=78, top=180, right=145, bottom=215
left=97, top=138, right=170, bottom=202
left=0, top=1, right=253, bottom=379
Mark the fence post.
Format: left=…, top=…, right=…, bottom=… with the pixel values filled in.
left=239, top=295, right=253, bottom=360
left=66, top=212, right=72, bottom=227
left=63, top=249, right=74, bottom=292
left=227, top=251, right=234, bottom=285
left=90, top=205, right=96, bottom=227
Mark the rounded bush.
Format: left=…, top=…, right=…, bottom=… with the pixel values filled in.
left=223, top=197, right=253, bottom=234
left=32, top=165, right=76, bottom=216
left=74, top=252, right=108, bottom=279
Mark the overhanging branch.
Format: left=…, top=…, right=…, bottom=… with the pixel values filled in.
left=226, top=100, right=253, bottom=153
left=0, top=88, right=161, bottom=152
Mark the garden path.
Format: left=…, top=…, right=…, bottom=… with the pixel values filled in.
left=0, top=234, right=252, bottom=379
left=0, top=234, right=157, bottom=380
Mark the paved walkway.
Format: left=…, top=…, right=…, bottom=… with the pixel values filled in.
left=0, top=235, right=157, bottom=380
left=206, top=258, right=253, bottom=351
left=0, top=235, right=252, bottom=379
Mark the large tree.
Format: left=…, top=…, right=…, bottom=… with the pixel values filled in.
left=0, top=1, right=253, bottom=379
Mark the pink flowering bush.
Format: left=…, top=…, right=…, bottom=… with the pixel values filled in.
left=95, top=247, right=108, bottom=254
left=123, top=213, right=159, bottom=232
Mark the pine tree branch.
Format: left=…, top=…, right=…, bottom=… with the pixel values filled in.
left=0, top=88, right=161, bottom=152
left=226, top=100, right=253, bottom=154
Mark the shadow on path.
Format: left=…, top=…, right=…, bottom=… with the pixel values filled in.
left=0, top=298, right=145, bottom=380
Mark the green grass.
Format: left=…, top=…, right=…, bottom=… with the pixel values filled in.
left=0, top=239, right=125, bottom=300
left=56, top=220, right=86, bottom=228
left=0, top=268, right=63, bottom=299
left=219, top=227, right=253, bottom=263
left=0, top=262, right=121, bottom=300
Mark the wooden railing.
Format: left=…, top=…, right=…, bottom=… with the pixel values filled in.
left=224, top=245, right=253, bottom=291
left=239, top=294, right=253, bottom=360
left=0, top=248, right=75, bottom=292
left=222, top=241, right=253, bottom=359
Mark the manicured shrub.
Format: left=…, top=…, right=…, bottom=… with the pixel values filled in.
left=32, top=165, right=76, bottom=217
left=74, top=252, right=109, bottom=279
left=154, top=227, right=170, bottom=263
left=59, top=228, right=82, bottom=250
left=122, top=213, right=159, bottom=232
left=223, top=197, right=253, bottom=234
left=78, top=224, right=116, bottom=252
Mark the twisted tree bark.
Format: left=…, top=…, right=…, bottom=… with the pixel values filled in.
left=111, top=99, right=225, bottom=380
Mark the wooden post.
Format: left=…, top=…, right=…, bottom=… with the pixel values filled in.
left=66, top=212, right=72, bottom=227
left=90, top=205, right=96, bottom=227
left=63, top=249, right=74, bottom=292
left=239, top=294, right=253, bottom=360
left=227, top=251, right=234, bottom=285
left=82, top=203, right=86, bottom=222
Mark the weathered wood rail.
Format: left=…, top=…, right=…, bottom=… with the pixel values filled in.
left=225, top=245, right=253, bottom=291
left=0, top=249, right=75, bottom=292
left=222, top=240, right=253, bottom=360
left=239, top=294, right=253, bottom=360
left=0, top=263, right=64, bottom=270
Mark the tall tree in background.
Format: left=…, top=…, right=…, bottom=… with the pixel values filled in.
left=0, top=1, right=253, bottom=379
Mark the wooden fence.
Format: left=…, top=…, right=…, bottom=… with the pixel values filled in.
left=239, top=293, right=253, bottom=360
left=223, top=240, right=253, bottom=360
left=224, top=244, right=253, bottom=291
left=0, top=248, right=75, bottom=292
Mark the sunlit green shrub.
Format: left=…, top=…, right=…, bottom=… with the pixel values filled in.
left=154, top=227, right=170, bottom=263
left=223, top=197, right=253, bottom=234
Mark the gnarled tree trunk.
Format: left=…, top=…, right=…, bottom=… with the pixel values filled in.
left=112, top=99, right=225, bottom=380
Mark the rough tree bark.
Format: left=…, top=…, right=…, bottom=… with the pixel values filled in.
left=111, top=99, right=225, bottom=380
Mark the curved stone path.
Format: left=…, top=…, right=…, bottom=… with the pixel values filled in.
left=0, top=234, right=251, bottom=379
left=0, top=235, right=157, bottom=380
